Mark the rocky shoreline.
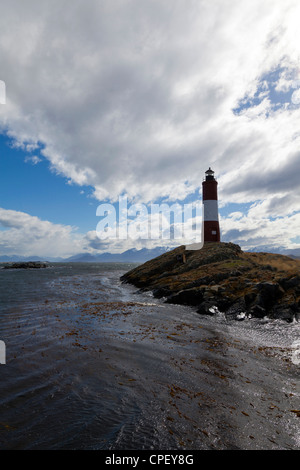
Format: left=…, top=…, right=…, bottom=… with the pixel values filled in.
left=121, top=242, right=300, bottom=322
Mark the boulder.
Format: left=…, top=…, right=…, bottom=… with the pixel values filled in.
left=166, top=287, right=204, bottom=306
left=249, top=304, right=266, bottom=319
left=216, top=296, right=233, bottom=312
left=197, top=300, right=217, bottom=316
left=254, top=282, right=284, bottom=309
left=279, top=275, right=300, bottom=291
left=244, top=290, right=257, bottom=306
left=152, top=287, right=172, bottom=299
left=271, top=305, right=295, bottom=322
left=225, top=298, right=247, bottom=319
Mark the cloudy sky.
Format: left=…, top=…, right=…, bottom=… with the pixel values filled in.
left=1, top=0, right=300, bottom=257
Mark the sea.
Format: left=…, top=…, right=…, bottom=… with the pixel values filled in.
left=0, top=262, right=299, bottom=450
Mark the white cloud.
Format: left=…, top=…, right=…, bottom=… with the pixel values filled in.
left=291, top=87, right=300, bottom=105
left=0, top=0, right=300, bottom=252
left=228, top=212, right=244, bottom=220
left=0, top=205, right=199, bottom=257
left=0, top=1, right=299, bottom=197
left=24, top=155, right=41, bottom=165
left=221, top=203, right=300, bottom=251
left=0, top=208, right=84, bottom=257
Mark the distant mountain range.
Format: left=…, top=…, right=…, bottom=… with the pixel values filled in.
left=0, top=246, right=172, bottom=263
left=1, top=244, right=299, bottom=264
left=0, top=254, right=65, bottom=263
left=63, top=246, right=171, bottom=263
left=246, top=246, right=300, bottom=259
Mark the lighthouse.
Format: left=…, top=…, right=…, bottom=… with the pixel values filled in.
left=202, top=167, right=220, bottom=243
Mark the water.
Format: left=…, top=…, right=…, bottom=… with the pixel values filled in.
left=0, top=263, right=299, bottom=450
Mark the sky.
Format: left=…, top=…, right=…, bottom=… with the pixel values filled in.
left=1, top=0, right=300, bottom=258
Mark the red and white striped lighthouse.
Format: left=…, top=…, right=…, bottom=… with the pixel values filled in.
left=202, top=167, right=220, bottom=243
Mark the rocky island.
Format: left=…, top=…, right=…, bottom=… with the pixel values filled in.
left=3, top=261, right=49, bottom=269
left=121, top=242, right=300, bottom=322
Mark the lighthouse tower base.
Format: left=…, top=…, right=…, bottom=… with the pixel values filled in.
left=203, top=220, right=220, bottom=242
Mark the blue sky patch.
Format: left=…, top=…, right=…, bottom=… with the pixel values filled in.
left=233, top=66, right=298, bottom=116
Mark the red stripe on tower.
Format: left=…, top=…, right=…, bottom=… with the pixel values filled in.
left=202, top=167, right=220, bottom=243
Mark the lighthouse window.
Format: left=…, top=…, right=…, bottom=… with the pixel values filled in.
left=212, top=230, right=217, bottom=235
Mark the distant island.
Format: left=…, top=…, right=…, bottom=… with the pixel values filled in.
left=121, top=242, right=300, bottom=323
left=3, top=261, right=49, bottom=269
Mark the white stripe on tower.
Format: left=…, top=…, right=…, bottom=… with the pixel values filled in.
left=203, top=200, right=218, bottom=221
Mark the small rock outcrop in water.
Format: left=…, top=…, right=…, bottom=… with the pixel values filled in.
left=3, top=261, right=49, bottom=269
left=121, top=242, right=300, bottom=322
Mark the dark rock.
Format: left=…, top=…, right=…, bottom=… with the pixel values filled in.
left=166, top=287, right=204, bottom=306
left=3, top=261, right=49, bottom=269
left=197, top=300, right=217, bottom=316
left=184, top=276, right=212, bottom=289
left=254, top=282, right=284, bottom=309
left=289, top=302, right=300, bottom=312
left=152, top=287, right=172, bottom=299
left=216, top=296, right=233, bottom=312
left=260, top=264, right=276, bottom=271
left=225, top=298, right=246, bottom=318
left=279, top=275, right=300, bottom=291
left=244, top=290, right=257, bottom=306
left=271, top=305, right=295, bottom=322
left=249, top=304, right=267, bottom=318
left=214, top=272, right=233, bottom=283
